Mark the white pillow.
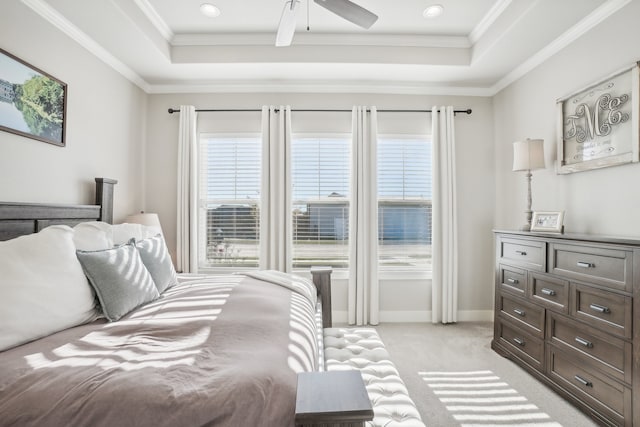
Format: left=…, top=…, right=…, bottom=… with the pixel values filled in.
left=73, top=221, right=114, bottom=251
left=0, top=225, right=98, bottom=351
left=112, top=223, right=158, bottom=245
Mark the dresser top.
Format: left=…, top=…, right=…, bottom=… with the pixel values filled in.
left=493, top=229, right=640, bottom=246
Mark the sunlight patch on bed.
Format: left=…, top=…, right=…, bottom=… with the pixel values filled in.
left=110, top=317, right=220, bottom=327
left=24, top=326, right=213, bottom=371
left=21, top=280, right=241, bottom=372
left=24, top=353, right=197, bottom=370
left=125, top=284, right=233, bottom=321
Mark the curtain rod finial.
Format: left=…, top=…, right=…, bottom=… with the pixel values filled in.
left=168, top=108, right=176, bottom=114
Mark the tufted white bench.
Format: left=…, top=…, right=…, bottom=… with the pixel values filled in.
left=324, top=328, right=426, bottom=427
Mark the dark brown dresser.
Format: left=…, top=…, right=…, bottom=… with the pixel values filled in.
left=492, top=230, right=640, bottom=427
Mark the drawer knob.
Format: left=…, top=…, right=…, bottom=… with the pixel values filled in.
left=515, top=250, right=527, bottom=256
left=513, top=337, right=525, bottom=346
left=574, top=336, right=594, bottom=348
left=507, top=278, right=519, bottom=284
left=577, top=261, right=594, bottom=268
left=574, top=375, right=593, bottom=388
left=540, top=288, right=556, bottom=296
left=513, top=308, right=526, bottom=317
left=589, top=303, right=611, bottom=314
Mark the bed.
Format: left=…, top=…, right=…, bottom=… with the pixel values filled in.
left=0, top=178, right=332, bottom=427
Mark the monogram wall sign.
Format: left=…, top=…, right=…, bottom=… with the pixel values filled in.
left=556, top=62, right=639, bottom=174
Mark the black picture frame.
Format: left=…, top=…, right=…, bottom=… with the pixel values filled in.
left=0, top=47, right=67, bottom=147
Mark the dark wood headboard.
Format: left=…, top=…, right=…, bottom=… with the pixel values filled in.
left=0, top=178, right=117, bottom=241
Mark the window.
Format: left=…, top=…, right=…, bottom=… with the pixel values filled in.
left=291, top=135, right=350, bottom=269
left=378, top=136, right=432, bottom=271
left=198, top=135, right=261, bottom=270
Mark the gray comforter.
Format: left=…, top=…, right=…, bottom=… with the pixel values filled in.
left=0, top=274, right=320, bottom=427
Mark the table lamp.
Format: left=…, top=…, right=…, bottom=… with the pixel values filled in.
left=512, top=139, right=545, bottom=231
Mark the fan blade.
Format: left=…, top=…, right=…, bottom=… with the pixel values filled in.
left=276, top=1, right=301, bottom=47
left=313, top=0, right=378, bottom=29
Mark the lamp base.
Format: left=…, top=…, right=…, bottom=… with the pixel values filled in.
left=521, top=208, right=533, bottom=232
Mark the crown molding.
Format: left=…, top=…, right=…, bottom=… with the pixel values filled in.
left=22, top=0, right=150, bottom=92
left=147, top=80, right=494, bottom=97
left=133, top=0, right=173, bottom=42
left=468, top=0, right=512, bottom=44
left=491, top=0, right=632, bottom=95
left=172, top=32, right=471, bottom=48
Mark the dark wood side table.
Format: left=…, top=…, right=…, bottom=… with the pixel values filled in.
left=295, top=370, right=373, bottom=427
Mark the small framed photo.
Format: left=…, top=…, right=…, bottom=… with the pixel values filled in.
left=531, top=211, right=565, bottom=233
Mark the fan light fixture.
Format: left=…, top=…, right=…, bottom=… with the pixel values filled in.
left=275, top=0, right=377, bottom=47
left=200, top=3, right=221, bottom=18
left=313, top=0, right=378, bottom=29
left=423, top=4, right=444, bottom=18
left=276, top=0, right=301, bottom=47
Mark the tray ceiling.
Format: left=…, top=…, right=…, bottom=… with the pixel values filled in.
left=22, top=0, right=629, bottom=95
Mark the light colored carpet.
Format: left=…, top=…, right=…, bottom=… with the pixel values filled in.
left=371, top=322, right=598, bottom=427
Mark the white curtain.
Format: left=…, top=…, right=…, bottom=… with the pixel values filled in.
left=431, top=106, right=458, bottom=324
left=348, top=106, right=379, bottom=326
left=176, top=105, right=198, bottom=273
left=259, top=106, right=293, bottom=272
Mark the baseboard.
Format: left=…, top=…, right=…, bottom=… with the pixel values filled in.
left=332, top=310, right=493, bottom=324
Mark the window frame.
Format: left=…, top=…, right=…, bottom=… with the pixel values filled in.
left=291, top=132, right=352, bottom=273
left=197, top=132, right=262, bottom=274
left=194, top=130, right=433, bottom=280
left=377, top=133, right=433, bottom=277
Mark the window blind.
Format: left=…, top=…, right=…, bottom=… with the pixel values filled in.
left=291, top=136, right=350, bottom=269
left=198, top=135, right=261, bottom=269
left=378, top=136, right=432, bottom=270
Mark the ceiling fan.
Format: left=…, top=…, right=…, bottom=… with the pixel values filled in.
left=276, top=0, right=379, bottom=47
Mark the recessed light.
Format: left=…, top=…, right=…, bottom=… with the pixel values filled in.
left=423, top=4, right=444, bottom=18
left=200, top=3, right=221, bottom=18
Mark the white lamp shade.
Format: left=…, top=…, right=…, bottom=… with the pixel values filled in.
left=513, top=139, right=545, bottom=171
left=125, top=213, right=163, bottom=235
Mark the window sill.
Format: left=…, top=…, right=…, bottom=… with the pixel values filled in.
left=292, top=268, right=432, bottom=281
left=197, top=267, right=432, bottom=281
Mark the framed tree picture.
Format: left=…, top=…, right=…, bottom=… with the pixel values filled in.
left=0, top=48, right=67, bottom=147
left=556, top=62, right=639, bottom=174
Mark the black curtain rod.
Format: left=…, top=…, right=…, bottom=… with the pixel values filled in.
left=167, top=107, right=472, bottom=115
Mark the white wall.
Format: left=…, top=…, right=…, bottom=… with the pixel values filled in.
left=493, top=1, right=640, bottom=236
left=145, top=93, right=496, bottom=321
left=0, top=2, right=147, bottom=221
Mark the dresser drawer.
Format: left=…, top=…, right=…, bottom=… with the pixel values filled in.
left=547, top=312, right=631, bottom=384
left=498, top=237, right=545, bottom=271
left=497, top=318, right=543, bottom=370
left=571, top=284, right=632, bottom=339
left=529, top=272, right=568, bottom=313
left=548, top=346, right=630, bottom=424
left=499, top=264, right=527, bottom=295
left=549, top=243, right=632, bottom=292
left=498, top=293, right=544, bottom=337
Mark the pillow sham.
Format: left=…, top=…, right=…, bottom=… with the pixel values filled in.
left=73, top=221, right=113, bottom=251
left=134, top=235, right=178, bottom=293
left=112, top=223, right=158, bottom=245
left=0, top=225, right=97, bottom=351
left=76, top=241, right=159, bottom=322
